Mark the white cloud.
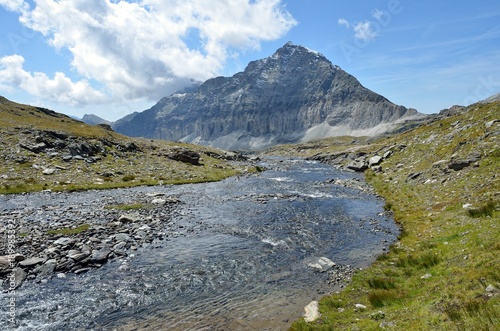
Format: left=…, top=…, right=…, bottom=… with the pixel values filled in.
left=0, top=0, right=296, bottom=106
left=372, top=9, right=384, bottom=21
left=0, top=0, right=28, bottom=12
left=353, top=21, right=379, bottom=41
left=338, top=18, right=350, bottom=29
left=0, top=54, right=108, bottom=106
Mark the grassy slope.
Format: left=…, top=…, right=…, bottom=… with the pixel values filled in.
left=286, top=102, right=499, bottom=330
left=0, top=97, right=248, bottom=194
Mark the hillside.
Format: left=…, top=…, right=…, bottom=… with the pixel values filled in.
left=113, top=42, right=421, bottom=150
left=275, top=101, right=500, bottom=330
left=0, top=97, right=253, bottom=194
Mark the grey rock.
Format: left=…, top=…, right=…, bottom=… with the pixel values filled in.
left=114, top=233, right=132, bottom=242
left=169, top=150, right=200, bottom=165
left=448, top=160, right=472, bottom=171
left=369, top=155, right=383, bottom=166
left=90, top=247, right=111, bottom=264
left=308, top=256, right=336, bottom=272
left=370, top=311, right=385, bottom=320
left=19, top=257, right=46, bottom=268
left=113, top=242, right=127, bottom=251
left=347, top=160, right=368, bottom=172
left=42, top=168, right=57, bottom=175
left=485, top=284, right=497, bottom=292
left=53, top=237, right=76, bottom=246
left=119, top=213, right=140, bottom=223
left=34, top=259, right=57, bottom=279
left=12, top=268, right=27, bottom=289
left=0, top=256, right=13, bottom=274
left=74, top=268, right=91, bottom=275
left=68, top=252, right=90, bottom=262
left=407, top=172, right=422, bottom=180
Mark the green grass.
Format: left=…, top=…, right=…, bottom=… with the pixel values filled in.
left=46, top=224, right=90, bottom=236
left=467, top=201, right=497, bottom=218
left=289, top=101, right=500, bottom=330
left=106, top=203, right=146, bottom=211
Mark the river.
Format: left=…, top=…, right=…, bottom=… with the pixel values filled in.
left=1, top=158, right=399, bottom=330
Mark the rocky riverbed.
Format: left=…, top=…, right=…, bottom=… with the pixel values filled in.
left=1, top=158, right=399, bottom=330
left=0, top=190, right=185, bottom=289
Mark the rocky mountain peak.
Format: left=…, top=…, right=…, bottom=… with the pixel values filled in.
left=113, top=42, right=421, bottom=150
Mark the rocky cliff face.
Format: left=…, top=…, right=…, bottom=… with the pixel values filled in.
left=113, top=42, right=420, bottom=150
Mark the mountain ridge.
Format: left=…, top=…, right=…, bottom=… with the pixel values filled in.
left=113, top=42, right=422, bottom=150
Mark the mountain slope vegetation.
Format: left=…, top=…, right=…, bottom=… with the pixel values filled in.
left=0, top=97, right=251, bottom=194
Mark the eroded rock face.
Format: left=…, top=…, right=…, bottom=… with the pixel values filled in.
left=114, top=42, right=420, bottom=150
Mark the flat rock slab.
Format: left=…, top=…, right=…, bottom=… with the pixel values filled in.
left=19, top=257, right=46, bottom=268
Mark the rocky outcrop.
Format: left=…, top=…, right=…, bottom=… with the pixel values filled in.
left=114, top=42, right=421, bottom=150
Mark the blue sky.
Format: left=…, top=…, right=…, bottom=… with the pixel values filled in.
left=1, top=0, right=499, bottom=121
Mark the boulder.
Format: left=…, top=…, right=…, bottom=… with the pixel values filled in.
left=90, top=247, right=111, bottom=264
left=0, top=256, right=13, bottom=274
left=53, top=237, right=76, bottom=246
left=308, top=256, right=336, bottom=272
left=368, top=155, right=383, bottom=167
left=347, top=160, right=368, bottom=172
left=169, top=150, right=200, bottom=165
left=303, top=301, right=321, bottom=322
left=19, top=257, right=46, bottom=268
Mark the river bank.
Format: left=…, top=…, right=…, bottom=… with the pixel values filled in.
left=288, top=102, right=499, bottom=330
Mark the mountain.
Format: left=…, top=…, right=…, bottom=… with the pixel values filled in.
left=113, top=42, right=422, bottom=150
left=81, top=114, right=111, bottom=126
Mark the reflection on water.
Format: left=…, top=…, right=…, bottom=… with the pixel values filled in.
left=2, top=158, right=399, bottom=330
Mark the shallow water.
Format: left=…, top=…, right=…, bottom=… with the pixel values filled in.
left=1, top=158, right=399, bottom=330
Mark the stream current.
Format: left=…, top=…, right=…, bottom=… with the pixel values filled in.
left=1, top=158, right=399, bottom=330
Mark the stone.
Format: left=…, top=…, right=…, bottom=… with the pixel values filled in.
left=383, top=150, right=393, bottom=159
left=74, top=268, right=91, bottom=275
left=119, top=213, right=140, bottom=223
left=42, top=168, right=57, bottom=175
left=169, top=150, right=200, bottom=165
left=113, top=242, right=127, bottom=251
left=68, top=252, right=90, bottom=262
left=0, top=256, right=13, bottom=274
left=370, top=311, right=385, bottom=320
left=303, top=301, right=320, bottom=322
left=12, top=268, right=27, bottom=289
left=485, top=284, right=496, bottom=292
left=369, top=155, right=383, bottom=166
left=448, top=160, right=472, bottom=171
left=355, top=303, right=367, bottom=310
left=421, top=274, right=432, bottom=279
left=53, top=237, right=76, bottom=246
left=347, top=160, right=368, bottom=172
left=407, top=172, right=422, bottom=180
left=114, top=233, right=132, bottom=242
left=34, top=259, right=57, bottom=279
left=19, top=257, right=46, bottom=268
left=90, top=247, right=111, bottom=264
left=151, top=198, right=166, bottom=205
left=308, top=257, right=336, bottom=272
left=432, top=160, right=448, bottom=168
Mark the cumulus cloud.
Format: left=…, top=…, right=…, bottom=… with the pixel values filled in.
left=338, top=17, right=379, bottom=42
left=0, top=0, right=28, bottom=12
left=338, top=18, right=350, bottom=29
left=0, top=54, right=108, bottom=105
left=353, top=21, right=379, bottom=41
left=0, top=0, right=296, bottom=105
